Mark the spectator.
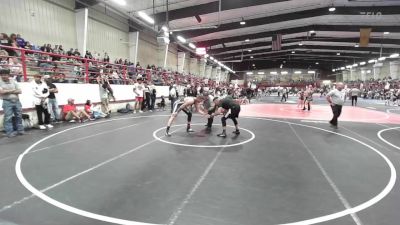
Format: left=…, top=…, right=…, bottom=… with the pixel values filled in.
left=62, top=98, right=91, bottom=122
left=133, top=78, right=145, bottom=113
left=32, top=74, right=53, bottom=130
left=85, top=100, right=106, bottom=119
left=149, top=82, right=156, bottom=111
left=159, top=95, right=165, bottom=111
left=143, top=82, right=151, bottom=111
left=169, top=84, right=178, bottom=113
left=73, top=48, right=81, bottom=56
left=44, top=75, right=62, bottom=123
left=15, top=34, right=26, bottom=48
left=0, top=33, right=16, bottom=56
left=97, top=76, right=112, bottom=117
left=0, top=69, right=24, bottom=137
left=9, top=57, right=22, bottom=82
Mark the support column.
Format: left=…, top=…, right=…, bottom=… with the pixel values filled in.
left=129, top=32, right=139, bottom=64
left=75, top=8, right=88, bottom=55
left=205, top=65, right=212, bottom=79
left=360, top=68, right=367, bottom=81
left=199, top=59, right=206, bottom=77
left=178, top=52, right=186, bottom=73
left=189, top=58, right=198, bottom=75
left=373, top=64, right=381, bottom=80
left=216, top=67, right=221, bottom=84
left=390, top=61, right=400, bottom=79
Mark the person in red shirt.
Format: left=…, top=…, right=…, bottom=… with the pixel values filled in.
left=62, top=98, right=91, bottom=122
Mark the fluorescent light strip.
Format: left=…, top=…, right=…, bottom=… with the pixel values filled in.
left=113, top=0, right=126, bottom=5
left=390, top=53, right=399, bottom=58
left=359, top=62, right=366, bottom=65
left=294, top=71, right=302, bottom=74
left=258, top=72, right=265, bottom=75
left=246, top=72, right=253, bottom=75
left=177, top=35, right=186, bottom=43
left=138, top=11, right=154, bottom=24
left=188, top=43, right=196, bottom=49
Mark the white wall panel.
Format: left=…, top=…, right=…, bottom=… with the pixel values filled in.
left=0, top=0, right=77, bottom=48
left=137, top=32, right=159, bottom=67
left=86, top=18, right=129, bottom=61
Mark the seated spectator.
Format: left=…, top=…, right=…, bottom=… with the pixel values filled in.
left=84, top=100, right=106, bottom=119
left=15, top=34, right=26, bottom=48
left=9, top=57, right=22, bottom=82
left=0, top=33, right=16, bottom=56
left=62, top=98, right=92, bottom=122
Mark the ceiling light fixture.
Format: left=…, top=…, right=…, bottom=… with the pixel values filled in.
left=315, top=62, right=319, bottom=65
left=292, top=51, right=295, bottom=54
left=390, top=53, right=399, bottom=58
left=138, top=11, right=155, bottom=24
left=378, top=57, right=386, bottom=61
left=359, top=62, right=366, bottom=65
left=188, top=43, right=196, bottom=49
left=177, top=35, right=186, bottom=43
left=281, top=71, right=288, bottom=75
left=354, top=44, right=359, bottom=48
left=299, top=42, right=303, bottom=46
left=308, top=71, right=315, bottom=74
left=368, top=59, right=376, bottom=63
left=245, top=39, right=250, bottom=42
left=329, top=7, right=336, bottom=12
left=258, top=72, right=265, bottom=75
left=210, top=56, right=214, bottom=60
left=384, top=32, right=390, bottom=35
left=337, top=53, right=340, bottom=55
left=161, top=26, right=168, bottom=32
left=112, top=0, right=126, bottom=6
left=250, top=56, right=254, bottom=59
left=270, top=71, right=278, bottom=75
left=294, top=71, right=302, bottom=74
left=248, top=49, right=252, bottom=52
left=246, top=72, right=253, bottom=75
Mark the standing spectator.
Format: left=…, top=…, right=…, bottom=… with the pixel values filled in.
left=350, top=86, right=360, bottom=106
left=143, top=82, right=151, bottom=111
left=44, top=75, right=61, bottom=123
left=32, top=74, right=53, bottom=130
left=133, top=78, right=144, bottom=113
left=0, top=69, right=24, bottom=137
left=169, top=84, right=178, bottom=113
left=326, top=83, right=346, bottom=129
left=97, top=76, right=112, bottom=117
left=149, top=82, right=156, bottom=111
left=281, top=87, right=287, bottom=102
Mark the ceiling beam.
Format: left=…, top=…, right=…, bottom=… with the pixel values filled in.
left=208, top=38, right=400, bottom=55
left=195, top=25, right=400, bottom=47
left=153, top=0, right=290, bottom=24
left=179, top=6, right=400, bottom=39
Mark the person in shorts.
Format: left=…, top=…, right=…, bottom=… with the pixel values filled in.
left=210, top=96, right=241, bottom=137
left=133, top=78, right=144, bottom=113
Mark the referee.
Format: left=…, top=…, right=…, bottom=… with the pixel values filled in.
left=326, top=82, right=345, bottom=128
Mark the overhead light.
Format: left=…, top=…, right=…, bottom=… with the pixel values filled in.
left=245, top=39, right=250, bottom=42
left=309, top=30, right=315, bottom=34
left=384, top=32, right=390, bottom=35
left=294, top=71, right=302, bottom=74
left=188, top=43, right=196, bottom=49
left=359, top=62, right=366, bottom=65
left=299, top=43, right=303, bottom=46
left=161, top=26, right=168, bottom=32
left=368, top=59, right=376, bottom=63
left=240, top=21, right=246, bottom=25
left=270, top=71, right=278, bottom=75
left=367, top=70, right=371, bottom=74
left=252, top=64, right=256, bottom=66
left=332, top=69, right=336, bottom=72
left=281, top=71, right=288, bottom=75
left=346, top=65, right=352, bottom=69
left=112, top=0, right=126, bottom=5
left=353, top=64, right=358, bottom=67
left=248, top=49, right=252, bottom=52
left=315, top=62, right=319, bottom=65
left=308, top=71, right=315, bottom=74
left=354, top=44, right=359, bottom=48
left=250, top=56, right=254, bottom=59
left=210, top=56, right=214, bottom=60
left=138, top=11, right=155, bottom=24
left=390, top=53, right=399, bottom=58
left=214, top=59, right=218, bottom=63
left=258, top=72, right=265, bottom=75
left=280, top=64, right=283, bottom=69
left=329, top=7, right=336, bottom=12
left=337, top=53, right=340, bottom=55
left=340, top=67, right=345, bottom=70
left=204, top=54, right=209, bottom=58
left=291, top=51, right=295, bottom=54
left=177, top=35, right=186, bottom=43
left=246, top=72, right=253, bottom=75
left=378, top=57, right=386, bottom=61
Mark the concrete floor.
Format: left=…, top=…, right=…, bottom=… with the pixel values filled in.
left=0, top=96, right=400, bottom=225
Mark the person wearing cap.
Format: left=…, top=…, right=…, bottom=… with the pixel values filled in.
left=0, top=69, right=24, bottom=137
left=32, top=74, right=53, bottom=130
left=44, top=75, right=61, bottom=123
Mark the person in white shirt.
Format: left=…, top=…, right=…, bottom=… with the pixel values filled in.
left=350, top=86, right=360, bottom=106
left=133, top=78, right=145, bottom=113
left=32, top=74, right=53, bottom=129
left=326, top=83, right=345, bottom=128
